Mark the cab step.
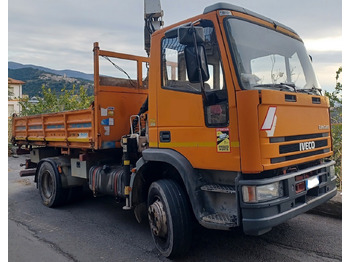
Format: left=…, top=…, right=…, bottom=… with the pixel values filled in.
left=201, top=213, right=237, bottom=226
left=200, top=184, right=236, bottom=194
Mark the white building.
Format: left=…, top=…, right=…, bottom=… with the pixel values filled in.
left=8, top=78, right=25, bottom=117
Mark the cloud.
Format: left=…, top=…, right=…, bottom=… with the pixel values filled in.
left=313, top=63, right=340, bottom=92
left=307, top=50, right=342, bottom=92
left=8, top=0, right=145, bottom=70
left=235, top=0, right=342, bottom=39
left=304, top=37, right=342, bottom=52
left=8, top=0, right=342, bottom=92
left=309, top=51, right=342, bottom=64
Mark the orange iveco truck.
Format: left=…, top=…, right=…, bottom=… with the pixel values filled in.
left=12, top=2, right=337, bottom=258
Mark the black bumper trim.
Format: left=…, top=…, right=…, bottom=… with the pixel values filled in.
left=239, top=160, right=335, bottom=186
left=242, top=187, right=337, bottom=235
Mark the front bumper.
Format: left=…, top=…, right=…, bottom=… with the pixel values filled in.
left=238, top=160, right=337, bottom=235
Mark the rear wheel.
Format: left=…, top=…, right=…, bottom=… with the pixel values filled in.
left=147, top=179, right=192, bottom=258
left=38, top=162, right=67, bottom=207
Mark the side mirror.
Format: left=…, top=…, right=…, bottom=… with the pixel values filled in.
left=184, top=45, right=210, bottom=83
left=178, top=26, right=205, bottom=45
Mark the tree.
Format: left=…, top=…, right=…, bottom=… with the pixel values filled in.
left=19, top=84, right=94, bottom=116
left=325, top=67, right=342, bottom=190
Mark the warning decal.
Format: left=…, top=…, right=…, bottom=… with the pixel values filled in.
left=216, top=128, right=230, bottom=152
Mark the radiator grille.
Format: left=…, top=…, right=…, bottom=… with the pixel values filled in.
left=279, top=139, right=328, bottom=154
left=270, top=132, right=328, bottom=143
left=267, top=132, right=331, bottom=164
left=271, top=148, right=330, bottom=164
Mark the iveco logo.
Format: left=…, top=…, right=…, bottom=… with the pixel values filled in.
left=299, top=141, right=316, bottom=151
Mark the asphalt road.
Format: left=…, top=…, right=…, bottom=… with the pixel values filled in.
left=8, top=155, right=342, bottom=262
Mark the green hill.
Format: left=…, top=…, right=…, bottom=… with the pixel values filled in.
left=8, top=67, right=94, bottom=98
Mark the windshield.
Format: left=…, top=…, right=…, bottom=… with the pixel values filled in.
left=225, top=18, right=321, bottom=92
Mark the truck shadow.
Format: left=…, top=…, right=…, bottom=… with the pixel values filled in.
left=66, top=193, right=298, bottom=261
left=9, top=184, right=340, bottom=262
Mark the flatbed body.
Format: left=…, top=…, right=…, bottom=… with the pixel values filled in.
left=12, top=44, right=148, bottom=151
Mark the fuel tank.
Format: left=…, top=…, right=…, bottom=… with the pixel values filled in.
left=89, top=165, right=126, bottom=197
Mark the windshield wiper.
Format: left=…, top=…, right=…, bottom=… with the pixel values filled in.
left=280, top=83, right=297, bottom=92
left=253, top=83, right=297, bottom=92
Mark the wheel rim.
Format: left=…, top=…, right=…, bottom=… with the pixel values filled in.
left=148, top=198, right=168, bottom=239
left=41, top=171, right=54, bottom=199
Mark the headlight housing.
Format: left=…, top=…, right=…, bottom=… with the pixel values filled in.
left=242, top=182, right=284, bottom=203
left=329, top=165, right=336, bottom=179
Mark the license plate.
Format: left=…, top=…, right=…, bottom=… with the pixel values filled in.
left=306, top=176, right=319, bottom=190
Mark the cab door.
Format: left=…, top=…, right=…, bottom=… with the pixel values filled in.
left=156, top=18, right=240, bottom=171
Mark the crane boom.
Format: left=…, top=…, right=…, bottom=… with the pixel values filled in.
left=144, top=0, right=163, bottom=56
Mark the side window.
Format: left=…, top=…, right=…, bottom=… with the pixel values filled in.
left=162, top=38, right=200, bottom=92
left=161, top=21, right=228, bottom=127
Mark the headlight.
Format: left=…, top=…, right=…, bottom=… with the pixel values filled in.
left=242, top=182, right=284, bottom=203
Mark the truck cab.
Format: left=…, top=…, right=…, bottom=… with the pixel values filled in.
left=142, top=0, right=336, bottom=246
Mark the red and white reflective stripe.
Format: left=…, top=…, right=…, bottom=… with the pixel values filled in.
left=261, top=106, right=277, bottom=130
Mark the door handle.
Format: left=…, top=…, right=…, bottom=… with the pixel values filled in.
left=160, top=131, right=171, bottom=142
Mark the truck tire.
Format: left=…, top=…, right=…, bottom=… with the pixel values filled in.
left=147, top=179, right=192, bottom=258
left=38, top=161, right=67, bottom=207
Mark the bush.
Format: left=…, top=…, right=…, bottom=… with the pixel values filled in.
left=325, top=67, right=342, bottom=190
left=19, top=85, right=94, bottom=116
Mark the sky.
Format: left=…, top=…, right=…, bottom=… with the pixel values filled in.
left=7, top=0, right=342, bottom=92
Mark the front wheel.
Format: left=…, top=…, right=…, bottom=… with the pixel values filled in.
left=147, top=179, right=192, bottom=258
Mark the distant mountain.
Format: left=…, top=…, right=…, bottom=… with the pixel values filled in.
left=8, top=62, right=94, bottom=81
left=8, top=66, right=94, bottom=98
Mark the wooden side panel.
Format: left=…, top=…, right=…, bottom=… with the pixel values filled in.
left=12, top=108, right=95, bottom=149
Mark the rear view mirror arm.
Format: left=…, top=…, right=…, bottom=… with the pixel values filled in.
left=190, top=24, right=208, bottom=105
